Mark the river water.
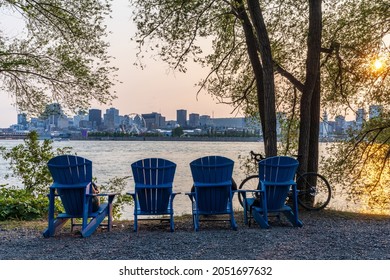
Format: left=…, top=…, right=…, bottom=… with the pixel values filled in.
left=0, top=139, right=370, bottom=219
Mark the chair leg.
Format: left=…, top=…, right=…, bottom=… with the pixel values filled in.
left=243, top=200, right=248, bottom=225
left=71, top=218, right=75, bottom=232
left=170, top=213, right=174, bottom=232
left=287, top=187, right=303, bottom=227
left=107, top=196, right=114, bottom=231
left=133, top=214, right=138, bottom=232
left=43, top=218, right=69, bottom=237
left=194, top=213, right=199, bottom=232
left=283, top=211, right=303, bottom=227
left=44, top=188, right=58, bottom=237
left=81, top=211, right=107, bottom=238
left=230, top=212, right=238, bottom=230
left=252, top=208, right=270, bottom=229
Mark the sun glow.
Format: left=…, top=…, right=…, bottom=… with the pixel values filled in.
left=372, top=58, right=384, bottom=71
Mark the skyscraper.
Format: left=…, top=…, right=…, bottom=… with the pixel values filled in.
left=17, top=113, right=27, bottom=127
left=142, top=112, right=166, bottom=130
left=177, top=109, right=187, bottom=127
left=89, top=109, right=102, bottom=130
left=188, top=113, right=200, bottom=128
left=104, top=107, right=120, bottom=131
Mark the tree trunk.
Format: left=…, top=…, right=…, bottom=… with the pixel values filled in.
left=235, top=1, right=266, bottom=144
left=308, top=70, right=321, bottom=174
left=297, top=0, right=322, bottom=174
left=247, top=0, right=277, bottom=157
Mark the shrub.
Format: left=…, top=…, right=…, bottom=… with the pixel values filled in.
left=95, top=176, right=133, bottom=220
left=0, top=187, right=52, bottom=221
left=0, top=131, right=70, bottom=220
left=0, top=131, right=72, bottom=195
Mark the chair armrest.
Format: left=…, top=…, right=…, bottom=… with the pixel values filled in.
left=87, top=193, right=118, bottom=197
left=236, top=189, right=263, bottom=202
left=261, top=180, right=296, bottom=186
left=170, top=192, right=180, bottom=199
left=193, top=181, right=232, bottom=187
left=185, top=192, right=195, bottom=202
left=51, top=182, right=89, bottom=189
left=236, top=189, right=263, bottom=194
left=46, top=193, right=60, bottom=198
left=134, top=183, right=173, bottom=188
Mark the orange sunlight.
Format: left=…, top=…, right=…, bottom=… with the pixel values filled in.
left=372, top=58, right=384, bottom=71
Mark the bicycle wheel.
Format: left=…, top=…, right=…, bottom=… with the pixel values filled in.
left=296, top=172, right=331, bottom=210
left=238, top=175, right=260, bottom=207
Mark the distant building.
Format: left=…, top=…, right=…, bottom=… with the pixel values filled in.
left=57, top=116, right=69, bottom=130
left=163, top=120, right=178, bottom=129
left=369, top=105, right=383, bottom=120
left=104, top=107, right=120, bottom=131
left=17, top=113, right=28, bottom=130
left=176, top=109, right=187, bottom=127
left=89, top=109, right=102, bottom=130
left=211, top=118, right=247, bottom=129
left=73, top=112, right=89, bottom=128
left=188, top=113, right=200, bottom=128
left=79, top=120, right=92, bottom=129
left=142, top=112, right=166, bottom=130
left=355, top=108, right=366, bottom=129
left=199, top=115, right=211, bottom=127
left=335, top=115, right=346, bottom=135
left=41, top=103, right=69, bottom=131
left=30, top=117, right=45, bottom=130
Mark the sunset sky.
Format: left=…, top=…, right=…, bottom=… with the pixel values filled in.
left=0, top=1, right=239, bottom=128
left=1, top=2, right=388, bottom=128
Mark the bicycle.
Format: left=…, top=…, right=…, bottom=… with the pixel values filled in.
left=238, top=151, right=332, bottom=211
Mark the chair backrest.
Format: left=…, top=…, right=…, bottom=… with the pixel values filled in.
left=258, top=156, right=299, bottom=210
left=47, top=155, right=92, bottom=215
left=190, top=156, right=234, bottom=213
left=131, top=158, right=176, bottom=213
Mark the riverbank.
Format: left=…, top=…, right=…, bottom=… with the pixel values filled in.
left=0, top=210, right=389, bottom=260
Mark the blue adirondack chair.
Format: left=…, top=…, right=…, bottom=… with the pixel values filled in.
left=186, top=155, right=237, bottom=231
left=241, top=156, right=303, bottom=228
left=127, top=158, right=178, bottom=232
left=43, top=155, right=116, bottom=238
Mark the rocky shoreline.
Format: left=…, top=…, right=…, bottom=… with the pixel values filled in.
left=0, top=210, right=389, bottom=260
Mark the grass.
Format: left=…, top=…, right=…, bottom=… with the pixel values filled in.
left=0, top=219, right=47, bottom=231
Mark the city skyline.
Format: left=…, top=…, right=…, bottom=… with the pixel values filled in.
left=4, top=103, right=384, bottom=135
left=0, top=1, right=240, bottom=128
left=4, top=103, right=384, bottom=128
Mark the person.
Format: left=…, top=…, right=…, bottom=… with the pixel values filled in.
left=90, top=182, right=100, bottom=212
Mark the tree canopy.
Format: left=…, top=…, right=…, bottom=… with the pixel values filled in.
left=130, top=0, right=389, bottom=212
left=130, top=0, right=388, bottom=129
left=0, top=0, right=117, bottom=116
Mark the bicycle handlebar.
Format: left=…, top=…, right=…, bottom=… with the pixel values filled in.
left=250, top=151, right=265, bottom=162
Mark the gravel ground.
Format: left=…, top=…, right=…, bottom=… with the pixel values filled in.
left=0, top=210, right=389, bottom=260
